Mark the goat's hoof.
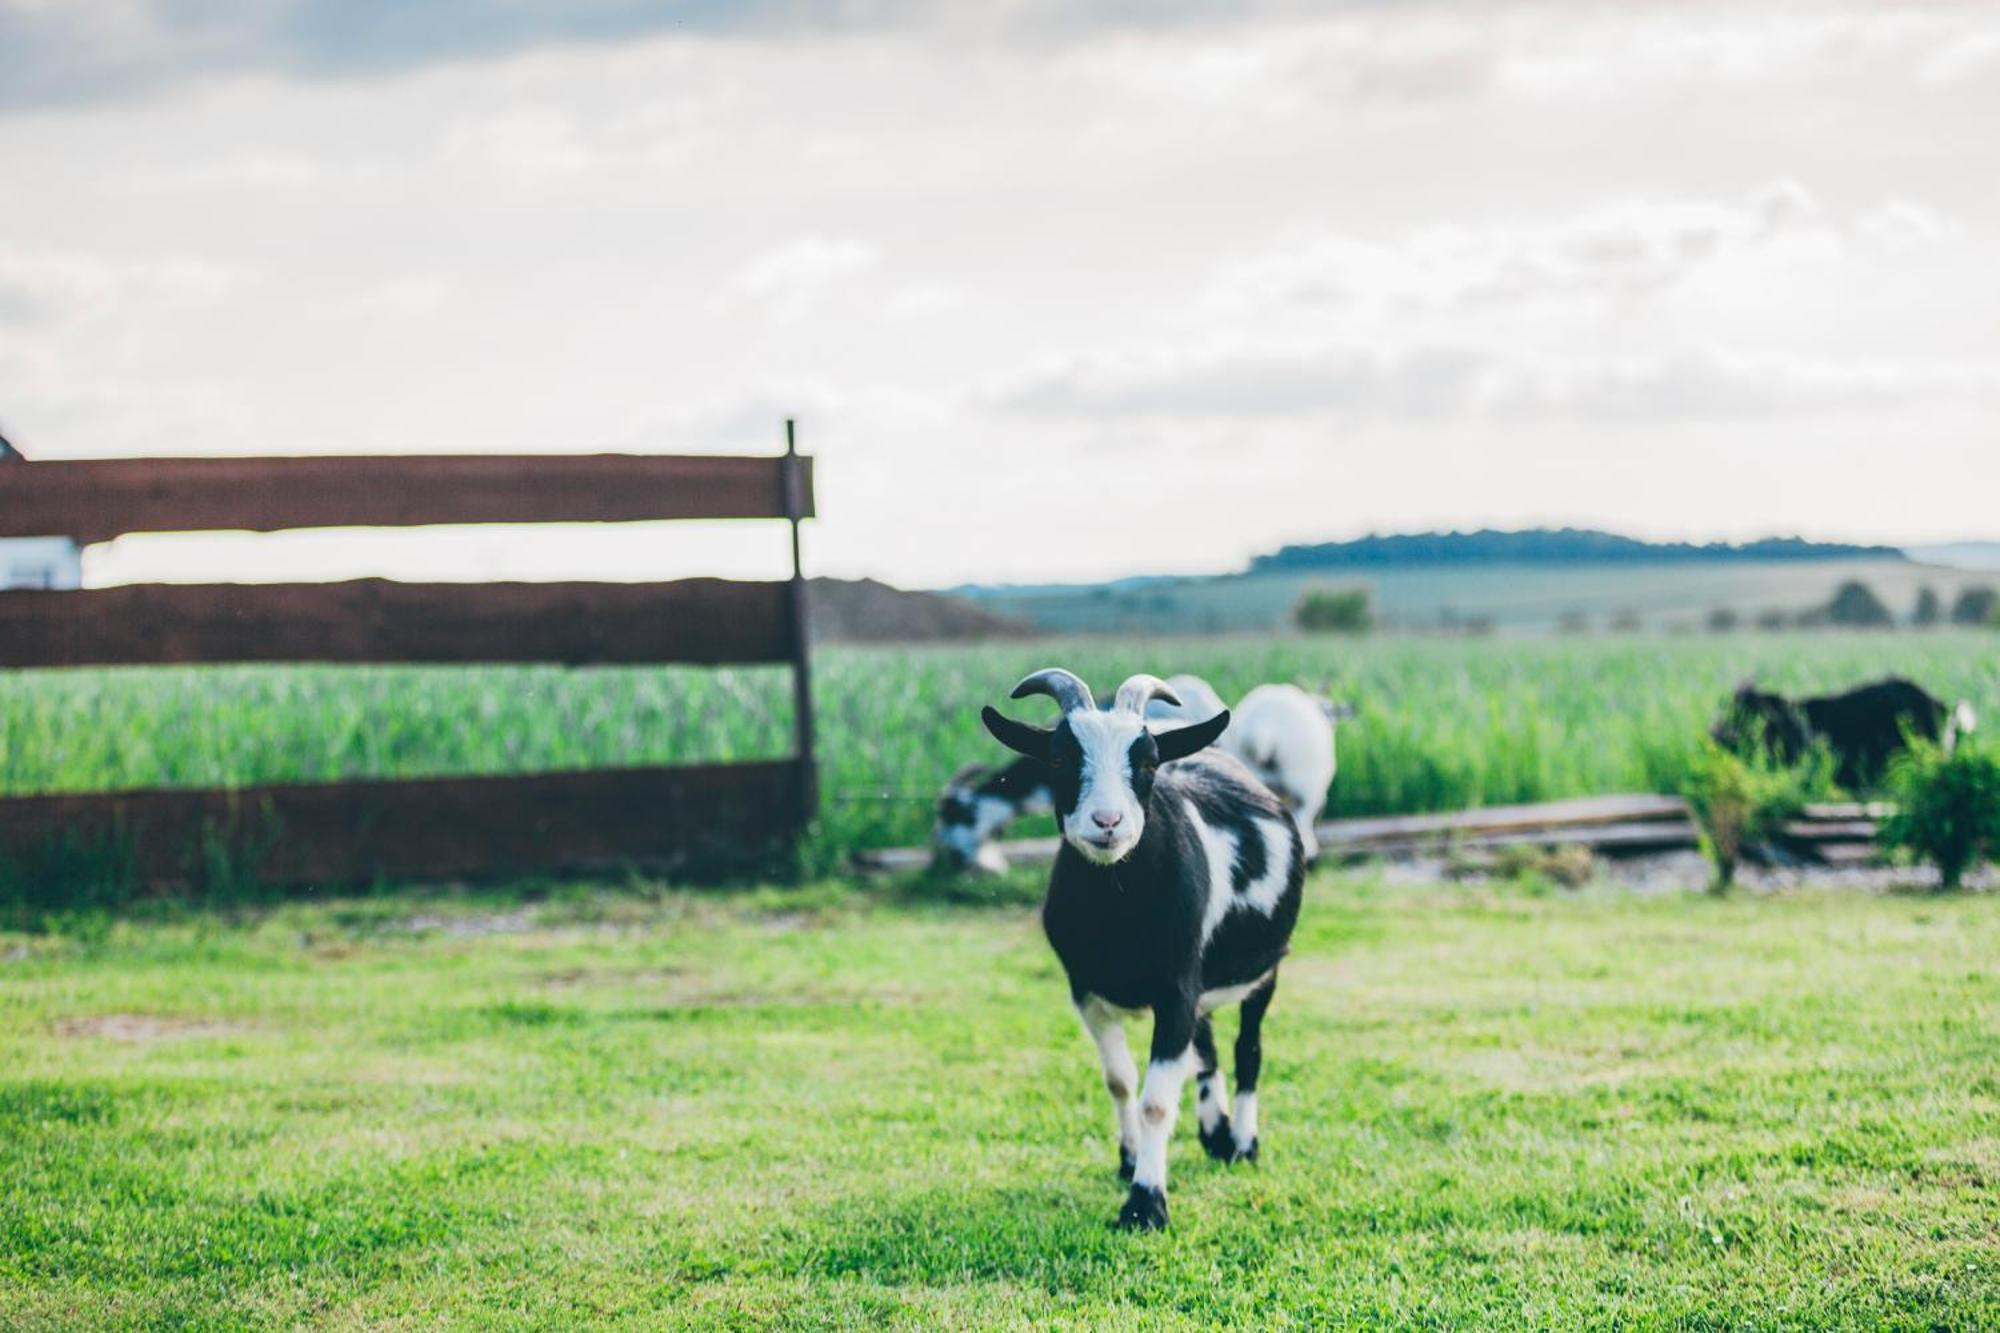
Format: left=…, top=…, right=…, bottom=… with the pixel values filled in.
left=1114, top=1185, right=1169, bottom=1232
left=1230, top=1136, right=1259, bottom=1165
left=1117, top=1146, right=1136, bottom=1182
left=1199, top=1117, right=1236, bottom=1162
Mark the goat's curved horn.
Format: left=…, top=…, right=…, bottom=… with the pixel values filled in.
left=1113, top=673, right=1181, bottom=715
left=1010, top=668, right=1097, bottom=714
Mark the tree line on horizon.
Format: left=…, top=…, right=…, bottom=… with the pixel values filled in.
left=1254, top=528, right=1904, bottom=575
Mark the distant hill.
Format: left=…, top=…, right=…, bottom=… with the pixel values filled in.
left=807, top=577, right=1031, bottom=643
left=1250, top=529, right=1902, bottom=574
left=1907, top=542, right=2000, bottom=572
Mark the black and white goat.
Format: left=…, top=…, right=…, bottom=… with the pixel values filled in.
left=930, top=757, right=1053, bottom=873
left=983, top=667, right=1305, bottom=1231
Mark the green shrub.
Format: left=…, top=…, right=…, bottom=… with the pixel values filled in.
left=1880, top=742, right=2000, bottom=889
left=1681, top=744, right=1807, bottom=892
left=1294, top=587, right=1374, bottom=634
left=1823, top=580, right=1893, bottom=628
left=1950, top=586, right=1996, bottom=626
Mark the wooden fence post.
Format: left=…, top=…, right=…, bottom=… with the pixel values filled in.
left=783, top=418, right=819, bottom=826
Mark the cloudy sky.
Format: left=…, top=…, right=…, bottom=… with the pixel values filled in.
left=3, top=1, right=1996, bottom=587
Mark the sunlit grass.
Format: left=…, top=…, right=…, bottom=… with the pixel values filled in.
left=1, top=876, right=1994, bottom=1326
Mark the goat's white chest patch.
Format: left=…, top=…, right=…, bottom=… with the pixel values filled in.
left=1185, top=802, right=1293, bottom=946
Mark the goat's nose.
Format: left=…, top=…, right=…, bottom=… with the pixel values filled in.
left=1091, top=811, right=1123, bottom=831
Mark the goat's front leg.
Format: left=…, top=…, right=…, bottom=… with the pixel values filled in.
left=1077, top=997, right=1140, bottom=1181
left=1117, top=996, right=1197, bottom=1231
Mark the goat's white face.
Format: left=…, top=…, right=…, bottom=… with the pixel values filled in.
left=1056, top=710, right=1153, bottom=865
left=982, top=667, right=1233, bottom=871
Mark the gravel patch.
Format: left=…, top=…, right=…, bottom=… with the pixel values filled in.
left=1374, top=849, right=1994, bottom=895
left=54, top=1014, right=253, bottom=1042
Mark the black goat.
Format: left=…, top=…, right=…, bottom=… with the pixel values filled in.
left=1713, top=676, right=1977, bottom=790
left=983, top=667, right=1305, bottom=1231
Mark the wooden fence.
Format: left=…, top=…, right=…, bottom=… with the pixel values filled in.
left=0, top=429, right=817, bottom=889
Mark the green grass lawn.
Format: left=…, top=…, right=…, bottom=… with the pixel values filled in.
left=3, top=877, right=1997, bottom=1328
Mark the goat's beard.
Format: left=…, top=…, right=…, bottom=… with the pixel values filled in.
left=1063, top=818, right=1142, bottom=866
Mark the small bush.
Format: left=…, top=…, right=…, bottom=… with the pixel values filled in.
left=1823, top=580, right=1893, bottom=628
left=1913, top=587, right=1942, bottom=626
left=1950, top=586, right=1997, bottom=627
left=1294, top=587, right=1374, bottom=634
left=1682, top=744, right=1807, bottom=892
left=1880, top=742, right=2000, bottom=889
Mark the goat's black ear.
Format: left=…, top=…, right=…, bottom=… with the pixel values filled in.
left=1155, top=708, right=1230, bottom=763
left=983, top=706, right=1052, bottom=760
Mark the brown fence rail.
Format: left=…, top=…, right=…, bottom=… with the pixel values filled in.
left=0, top=453, right=813, bottom=543
left=1, top=762, right=805, bottom=889
left=0, top=578, right=796, bottom=668
left=0, top=433, right=817, bottom=891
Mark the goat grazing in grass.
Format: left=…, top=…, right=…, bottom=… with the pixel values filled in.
left=983, top=667, right=1306, bottom=1231
left=930, top=757, right=1053, bottom=873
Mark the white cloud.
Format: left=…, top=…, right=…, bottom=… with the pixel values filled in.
left=1854, top=199, right=1958, bottom=253
left=995, top=339, right=2000, bottom=426
left=734, top=235, right=879, bottom=316
left=1919, top=28, right=2000, bottom=87
left=1202, top=181, right=1943, bottom=321
left=0, top=242, right=240, bottom=326
left=439, top=107, right=605, bottom=180
left=885, top=282, right=963, bottom=320
left=341, top=275, right=450, bottom=317
left=121, top=150, right=342, bottom=192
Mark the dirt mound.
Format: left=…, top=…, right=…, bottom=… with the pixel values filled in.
left=807, top=577, right=1031, bottom=643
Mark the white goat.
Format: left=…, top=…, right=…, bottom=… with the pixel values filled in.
left=1223, top=684, right=1345, bottom=860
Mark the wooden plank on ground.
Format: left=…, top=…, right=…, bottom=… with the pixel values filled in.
left=0, top=454, right=814, bottom=543
left=1318, top=793, right=1688, bottom=846
left=1780, top=819, right=1880, bottom=843
left=0, top=579, right=795, bottom=668
left=1340, top=820, right=1700, bottom=859
left=1812, top=842, right=1881, bottom=867
left=0, top=761, right=803, bottom=890
left=1800, top=802, right=1896, bottom=821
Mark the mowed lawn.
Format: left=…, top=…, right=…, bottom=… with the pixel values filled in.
left=3, top=878, right=1996, bottom=1328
